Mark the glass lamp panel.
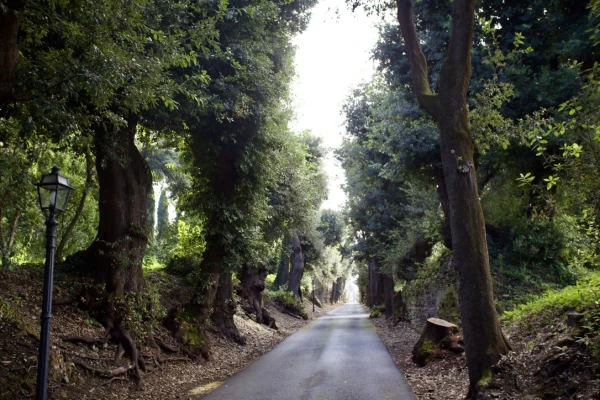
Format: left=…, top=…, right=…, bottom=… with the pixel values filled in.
left=55, top=187, right=70, bottom=211
left=41, top=174, right=59, bottom=185
left=58, top=175, right=69, bottom=186
left=38, top=186, right=58, bottom=210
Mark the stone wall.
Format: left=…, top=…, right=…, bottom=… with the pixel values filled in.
left=402, top=255, right=458, bottom=332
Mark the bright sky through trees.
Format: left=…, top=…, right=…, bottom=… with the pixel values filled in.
left=291, top=0, right=381, bottom=210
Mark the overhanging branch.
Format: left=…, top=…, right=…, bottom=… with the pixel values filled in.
left=395, top=0, right=440, bottom=120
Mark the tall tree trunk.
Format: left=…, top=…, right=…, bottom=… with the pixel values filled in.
left=56, top=150, right=94, bottom=262
left=287, top=234, right=304, bottom=298
left=333, top=277, right=345, bottom=303
left=181, top=146, right=237, bottom=356
left=89, top=115, right=150, bottom=297
left=330, top=281, right=337, bottom=304
left=211, top=271, right=245, bottom=344
left=383, top=274, right=394, bottom=319
left=84, top=115, right=152, bottom=389
left=396, top=0, right=510, bottom=395
left=434, top=167, right=452, bottom=249
left=274, top=242, right=291, bottom=288
left=0, top=0, right=26, bottom=104
left=238, top=264, right=277, bottom=328
left=368, top=259, right=384, bottom=307
left=0, top=208, right=21, bottom=266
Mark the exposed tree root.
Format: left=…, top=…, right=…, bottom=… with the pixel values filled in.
left=102, top=376, right=127, bottom=387
left=109, top=326, right=146, bottom=390
left=282, top=309, right=303, bottom=320
left=73, top=359, right=134, bottom=379
left=62, top=336, right=107, bottom=346
left=155, top=337, right=179, bottom=353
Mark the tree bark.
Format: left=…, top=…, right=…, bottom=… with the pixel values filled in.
left=368, top=260, right=384, bottom=307
left=56, top=150, right=94, bottom=262
left=274, top=242, right=291, bottom=288
left=287, top=234, right=304, bottom=298
left=83, top=115, right=152, bottom=388
left=0, top=208, right=21, bottom=265
left=330, top=281, right=337, bottom=304
left=434, top=167, right=452, bottom=249
left=334, top=277, right=345, bottom=303
left=396, top=0, right=510, bottom=395
left=211, top=271, right=245, bottom=344
left=383, top=274, right=394, bottom=319
left=238, top=264, right=277, bottom=328
left=0, top=0, right=26, bottom=104
left=183, top=146, right=237, bottom=334
left=88, top=115, right=151, bottom=297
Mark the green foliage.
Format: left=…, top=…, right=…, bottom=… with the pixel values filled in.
left=504, top=270, right=600, bottom=357
left=338, top=78, right=441, bottom=280
left=415, top=243, right=449, bottom=280
left=265, top=287, right=307, bottom=319
left=118, top=284, right=167, bottom=340
left=165, top=256, right=201, bottom=279
left=438, top=289, right=460, bottom=325
left=156, top=190, right=170, bottom=241
left=0, top=296, right=17, bottom=322
left=369, top=304, right=384, bottom=318
left=173, top=219, right=206, bottom=260
left=503, top=271, right=600, bottom=323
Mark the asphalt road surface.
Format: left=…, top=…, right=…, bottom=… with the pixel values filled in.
left=203, top=303, right=417, bottom=400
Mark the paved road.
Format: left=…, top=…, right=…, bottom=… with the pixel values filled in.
left=203, top=304, right=416, bottom=400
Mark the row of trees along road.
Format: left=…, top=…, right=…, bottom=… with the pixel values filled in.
left=340, top=0, right=600, bottom=397
left=0, top=0, right=351, bottom=388
left=3, top=0, right=600, bottom=396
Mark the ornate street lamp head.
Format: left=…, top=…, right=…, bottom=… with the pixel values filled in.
left=35, top=166, right=74, bottom=215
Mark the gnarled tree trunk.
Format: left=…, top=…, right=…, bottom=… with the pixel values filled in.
left=181, top=145, right=238, bottom=356
left=89, top=115, right=150, bottom=297
left=211, top=271, right=245, bottom=344
left=396, top=0, right=510, bottom=395
left=287, top=234, right=304, bottom=298
left=274, top=242, right=291, bottom=288
left=333, top=277, right=345, bottom=303
left=238, top=264, right=277, bottom=328
left=86, top=115, right=152, bottom=388
left=383, top=274, right=394, bottom=319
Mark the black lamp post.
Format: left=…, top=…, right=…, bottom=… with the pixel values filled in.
left=311, top=274, right=315, bottom=314
left=35, top=167, right=73, bottom=400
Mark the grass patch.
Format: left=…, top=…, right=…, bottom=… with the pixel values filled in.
left=502, top=270, right=600, bottom=323
left=265, top=287, right=307, bottom=319
left=370, top=304, right=384, bottom=318
left=142, top=255, right=165, bottom=271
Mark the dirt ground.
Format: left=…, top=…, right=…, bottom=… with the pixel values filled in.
left=0, top=265, right=339, bottom=400
left=371, top=312, right=600, bottom=400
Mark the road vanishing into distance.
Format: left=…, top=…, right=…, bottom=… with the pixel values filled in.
left=203, top=304, right=417, bottom=400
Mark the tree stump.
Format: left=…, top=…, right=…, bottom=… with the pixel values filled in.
left=412, top=318, right=460, bottom=366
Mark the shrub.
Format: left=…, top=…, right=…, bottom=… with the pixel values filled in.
left=265, top=288, right=307, bottom=319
